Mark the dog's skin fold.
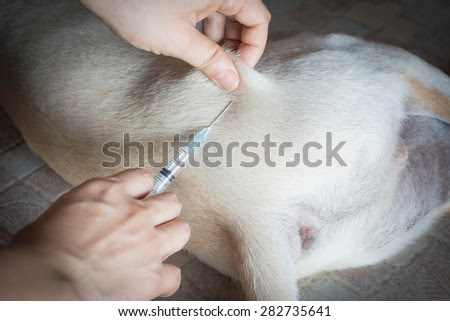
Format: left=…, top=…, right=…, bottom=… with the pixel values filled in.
left=0, top=0, right=449, bottom=300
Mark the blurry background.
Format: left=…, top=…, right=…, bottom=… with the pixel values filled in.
left=0, top=0, right=449, bottom=300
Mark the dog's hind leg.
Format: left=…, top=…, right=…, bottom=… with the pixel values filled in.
left=230, top=219, right=299, bottom=300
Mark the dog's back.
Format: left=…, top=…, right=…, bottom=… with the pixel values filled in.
left=1, top=0, right=449, bottom=299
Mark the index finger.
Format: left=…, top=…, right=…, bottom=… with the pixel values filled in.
left=110, top=169, right=154, bottom=199
left=144, top=192, right=182, bottom=226
left=218, top=0, right=271, bottom=67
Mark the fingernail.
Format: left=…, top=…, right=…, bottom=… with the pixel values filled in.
left=216, top=69, right=239, bottom=92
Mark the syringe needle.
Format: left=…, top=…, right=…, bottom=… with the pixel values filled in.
left=209, top=101, right=234, bottom=129
left=187, top=101, right=234, bottom=149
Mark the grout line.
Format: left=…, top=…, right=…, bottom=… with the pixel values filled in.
left=21, top=179, right=55, bottom=205
left=0, top=139, right=24, bottom=156
left=327, top=272, right=365, bottom=299
left=0, top=180, right=19, bottom=195
left=0, top=179, right=17, bottom=194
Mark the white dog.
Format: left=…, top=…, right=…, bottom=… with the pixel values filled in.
left=1, top=0, right=449, bottom=300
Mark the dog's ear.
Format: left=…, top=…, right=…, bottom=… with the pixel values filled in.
left=405, top=75, right=450, bottom=124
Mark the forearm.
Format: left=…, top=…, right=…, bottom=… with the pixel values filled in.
left=0, top=245, right=77, bottom=300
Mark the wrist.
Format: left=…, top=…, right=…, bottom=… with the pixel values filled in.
left=0, top=244, right=79, bottom=300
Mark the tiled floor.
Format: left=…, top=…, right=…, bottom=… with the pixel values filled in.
left=0, top=0, right=449, bottom=300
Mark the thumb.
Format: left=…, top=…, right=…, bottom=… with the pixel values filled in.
left=169, top=24, right=240, bottom=92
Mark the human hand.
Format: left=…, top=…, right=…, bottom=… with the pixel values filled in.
left=80, top=0, right=271, bottom=92
left=0, top=169, right=189, bottom=300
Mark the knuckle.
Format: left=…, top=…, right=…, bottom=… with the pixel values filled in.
left=178, top=219, right=191, bottom=236
left=174, top=267, right=182, bottom=284
left=264, top=10, right=272, bottom=23
left=84, top=177, right=106, bottom=188
left=168, top=265, right=182, bottom=287
left=255, top=1, right=271, bottom=23
left=168, top=193, right=182, bottom=211
left=133, top=168, right=154, bottom=185
left=81, top=177, right=110, bottom=195
left=127, top=168, right=146, bottom=175
left=100, top=179, right=122, bottom=197
left=175, top=201, right=183, bottom=213
left=158, top=265, right=181, bottom=298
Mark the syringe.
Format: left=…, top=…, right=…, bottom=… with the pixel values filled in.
left=147, top=101, right=234, bottom=196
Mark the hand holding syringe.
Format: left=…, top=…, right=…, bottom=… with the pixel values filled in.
left=148, top=101, right=234, bottom=196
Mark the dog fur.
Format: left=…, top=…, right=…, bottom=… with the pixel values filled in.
left=1, top=0, right=449, bottom=300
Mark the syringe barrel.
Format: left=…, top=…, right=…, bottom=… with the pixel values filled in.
left=147, top=147, right=190, bottom=196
